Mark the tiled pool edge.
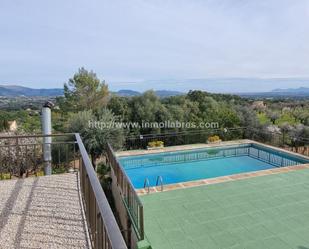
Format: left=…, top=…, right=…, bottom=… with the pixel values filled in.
left=116, top=139, right=309, bottom=161
left=116, top=139, right=253, bottom=157
left=136, top=163, right=309, bottom=195
left=115, top=139, right=309, bottom=195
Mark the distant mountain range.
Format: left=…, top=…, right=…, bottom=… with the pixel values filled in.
left=239, top=87, right=309, bottom=98
left=114, top=89, right=183, bottom=97
left=0, top=85, right=63, bottom=97
left=0, top=85, right=183, bottom=98
left=271, top=87, right=309, bottom=93
left=0, top=84, right=308, bottom=98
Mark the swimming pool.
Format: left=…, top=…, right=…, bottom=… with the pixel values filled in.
left=118, top=143, right=309, bottom=189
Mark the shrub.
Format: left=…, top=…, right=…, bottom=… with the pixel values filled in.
left=96, top=161, right=112, bottom=190
left=148, top=140, right=164, bottom=148
left=156, top=141, right=164, bottom=147
left=207, top=135, right=221, bottom=143
left=148, top=141, right=156, bottom=147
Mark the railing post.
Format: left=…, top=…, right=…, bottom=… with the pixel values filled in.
left=139, top=206, right=144, bottom=240
left=15, top=137, right=19, bottom=176
left=42, top=103, right=53, bottom=175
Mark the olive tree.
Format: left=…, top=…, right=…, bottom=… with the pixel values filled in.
left=67, top=109, right=125, bottom=167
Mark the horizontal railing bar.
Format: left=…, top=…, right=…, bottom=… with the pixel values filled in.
left=0, top=141, right=77, bottom=147
left=0, top=133, right=76, bottom=139
left=124, top=126, right=309, bottom=142
left=249, top=128, right=309, bottom=142
left=124, top=127, right=248, bottom=139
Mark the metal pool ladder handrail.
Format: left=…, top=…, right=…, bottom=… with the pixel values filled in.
left=156, top=176, right=164, bottom=192
left=144, top=178, right=150, bottom=193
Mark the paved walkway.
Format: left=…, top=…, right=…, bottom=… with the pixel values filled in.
left=0, top=173, right=89, bottom=249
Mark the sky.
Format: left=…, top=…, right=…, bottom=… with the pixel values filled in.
left=0, top=0, right=309, bottom=92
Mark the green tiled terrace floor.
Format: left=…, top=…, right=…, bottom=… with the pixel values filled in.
left=141, top=169, right=309, bottom=249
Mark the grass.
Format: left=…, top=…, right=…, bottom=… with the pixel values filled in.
left=36, top=171, right=45, bottom=176
left=275, top=113, right=299, bottom=126
left=257, top=113, right=270, bottom=125
left=0, top=170, right=45, bottom=180
left=0, top=173, right=11, bottom=180
left=52, top=166, right=67, bottom=174
left=258, top=112, right=300, bottom=126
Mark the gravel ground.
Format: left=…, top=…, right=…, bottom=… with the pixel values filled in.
left=0, top=173, right=89, bottom=249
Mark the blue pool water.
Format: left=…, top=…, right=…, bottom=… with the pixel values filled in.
left=119, top=144, right=309, bottom=189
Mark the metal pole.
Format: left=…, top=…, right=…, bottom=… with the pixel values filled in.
left=41, top=101, right=53, bottom=175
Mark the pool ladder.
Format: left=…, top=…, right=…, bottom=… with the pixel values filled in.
left=143, top=176, right=164, bottom=194
left=143, top=178, right=150, bottom=194
left=156, top=176, right=164, bottom=192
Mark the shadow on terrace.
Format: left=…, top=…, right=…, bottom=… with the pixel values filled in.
left=0, top=133, right=127, bottom=249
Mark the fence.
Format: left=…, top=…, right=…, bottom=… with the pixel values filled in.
left=124, top=127, right=245, bottom=150
left=123, top=127, right=309, bottom=157
left=106, top=143, right=144, bottom=241
left=0, top=133, right=78, bottom=179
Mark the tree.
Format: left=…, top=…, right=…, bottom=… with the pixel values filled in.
left=0, top=132, right=39, bottom=177
left=279, top=122, right=293, bottom=145
left=266, top=111, right=280, bottom=124
left=0, top=118, right=9, bottom=132
left=289, top=124, right=309, bottom=147
left=62, top=67, right=109, bottom=112
left=128, top=91, right=170, bottom=134
left=107, top=95, right=130, bottom=121
left=67, top=109, right=124, bottom=166
left=292, top=107, right=309, bottom=124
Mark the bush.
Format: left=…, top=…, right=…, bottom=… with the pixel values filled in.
left=96, top=161, right=112, bottom=191
left=148, top=140, right=164, bottom=148
left=207, top=135, right=221, bottom=143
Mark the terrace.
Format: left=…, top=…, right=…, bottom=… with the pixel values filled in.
left=0, top=133, right=127, bottom=249
left=141, top=168, right=309, bottom=249
left=0, top=173, right=89, bottom=248
left=1, top=128, right=309, bottom=249
left=107, top=128, right=309, bottom=249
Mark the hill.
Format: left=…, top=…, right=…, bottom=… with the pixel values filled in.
left=239, top=87, right=309, bottom=99
left=0, top=85, right=63, bottom=96
left=114, top=89, right=183, bottom=97
left=271, top=87, right=309, bottom=93
left=0, top=85, right=183, bottom=98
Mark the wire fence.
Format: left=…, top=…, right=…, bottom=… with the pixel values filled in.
left=122, top=127, right=309, bottom=156
left=0, top=134, right=78, bottom=179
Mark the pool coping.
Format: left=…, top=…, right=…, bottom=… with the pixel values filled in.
left=115, top=140, right=309, bottom=195
left=116, top=139, right=254, bottom=157
left=135, top=163, right=309, bottom=195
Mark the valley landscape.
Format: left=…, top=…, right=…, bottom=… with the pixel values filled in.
left=1, top=1, right=309, bottom=249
